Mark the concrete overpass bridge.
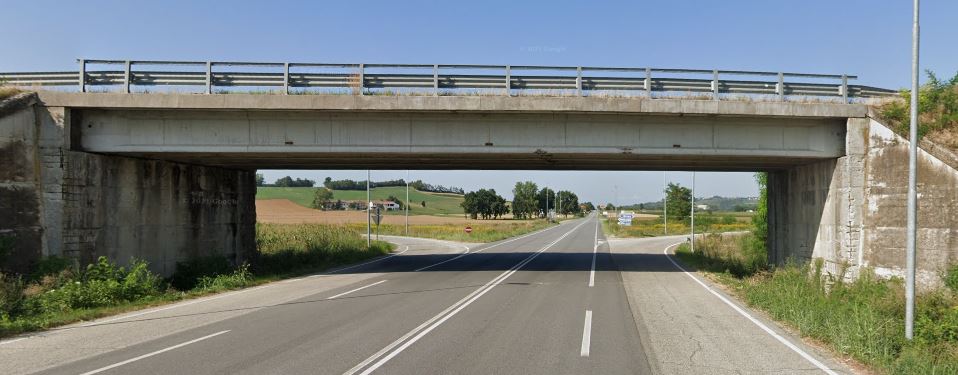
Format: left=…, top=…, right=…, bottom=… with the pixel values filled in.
left=2, top=60, right=955, bottom=288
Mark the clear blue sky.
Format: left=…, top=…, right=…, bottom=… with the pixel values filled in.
left=3, top=1, right=955, bottom=203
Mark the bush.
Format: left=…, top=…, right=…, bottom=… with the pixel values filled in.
left=0, top=273, right=25, bottom=319
left=29, top=256, right=73, bottom=282
left=194, top=263, right=253, bottom=292
left=31, top=257, right=163, bottom=313
left=170, top=255, right=233, bottom=290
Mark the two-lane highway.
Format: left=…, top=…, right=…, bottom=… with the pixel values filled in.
left=2, top=214, right=852, bottom=374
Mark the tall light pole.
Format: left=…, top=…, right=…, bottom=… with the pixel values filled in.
left=905, top=0, right=920, bottom=341
left=663, top=171, right=668, bottom=235
left=366, top=170, right=371, bottom=248
left=405, top=170, right=410, bottom=236
left=690, top=171, right=696, bottom=253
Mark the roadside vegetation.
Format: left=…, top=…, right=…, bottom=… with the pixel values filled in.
left=880, top=70, right=958, bottom=150
left=257, top=186, right=464, bottom=216
left=673, top=173, right=958, bottom=374
left=349, top=220, right=554, bottom=243
left=0, top=224, right=392, bottom=339
left=0, top=86, right=22, bottom=100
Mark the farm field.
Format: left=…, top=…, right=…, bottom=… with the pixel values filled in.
left=256, top=186, right=464, bottom=216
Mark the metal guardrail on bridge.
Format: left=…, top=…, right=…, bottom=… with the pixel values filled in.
left=0, top=59, right=898, bottom=102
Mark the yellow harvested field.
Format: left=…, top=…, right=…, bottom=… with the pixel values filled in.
left=256, top=199, right=514, bottom=225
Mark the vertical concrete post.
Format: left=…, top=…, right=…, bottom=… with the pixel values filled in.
left=644, top=67, right=652, bottom=97
left=841, top=74, right=849, bottom=103
left=576, top=66, right=583, bottom=96
left=283, top=62, right=290, bottom=95
left=505, top=65, right=511, bottom=96
left=433, top=64, right=439, bottom=96
left=78, top=59, right=86, bottom=93
left=123, top=60, right=131, bottom=94
left=711, top=69, right=719, bottom=101
left=205, top=61, right=212, bottom=94
left=777, top=72, right=784, bottom=101
left=358, top=63, right=365, bottom=96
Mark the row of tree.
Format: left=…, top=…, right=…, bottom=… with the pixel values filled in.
left=322, top=177, right=408, bottom=190
left=408, top=180, right=464, bottom=195
left=509, top=181, right=583, bottom=220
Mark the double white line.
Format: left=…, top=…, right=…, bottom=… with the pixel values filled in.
left=344, top=219, right=591, bottom=375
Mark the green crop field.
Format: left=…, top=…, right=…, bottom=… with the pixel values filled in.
left=256, top=186, right=465, bottom=216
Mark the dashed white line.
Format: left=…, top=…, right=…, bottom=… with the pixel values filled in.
left=78, top=330, right=230, bottom=375
left=662, top=242, right=838, bottom=375
left=580, top=310, right=593, bottom=357
left=590, top=219, right=598, bottom=287
left=345, top=219, right=591, bottom=375
left=326, top=280, right=388, bottom=300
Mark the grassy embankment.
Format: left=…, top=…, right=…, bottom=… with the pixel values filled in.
left=879, top=70, right=957, bottom=150
left=602, top=212, right=753, bottom=238
left=0, top=87, right=21, bottom=100
left=0, top=224, right=392, bottom=339
left=353, top=220, right=554, bottom=243
left=257, top=186, right=465, bottom=216
left=674, top=234, right=958, bottom=374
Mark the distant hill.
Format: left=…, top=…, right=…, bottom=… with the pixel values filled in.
left=256, top=186, right=465, bottom=216
left=624, top=196, right=758, bottom=212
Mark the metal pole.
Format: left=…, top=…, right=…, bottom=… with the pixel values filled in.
left=905, top=0, right=920, bottom=341
left=367, top=170, right=371, bottom=248
left=78, top=59, right=85, bottom=93
left=405, top=170, right=410, bottom=236
left=205, top=61, right=212, bottom=94
left=123, top=60, right=131, bottom=93
left=691, top=172, right=696, bottom=253
left=663, top=172, right=668, bottom=235
left=283, top=62, right=290, bottom=95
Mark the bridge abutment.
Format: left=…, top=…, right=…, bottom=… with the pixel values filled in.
left=0, top=94, right=255, bottom=276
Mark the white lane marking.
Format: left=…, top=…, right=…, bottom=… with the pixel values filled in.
left=590, top=219, right=598, bottom=287
left=580, top=310, right=593, bottom=357
left=346, top=219, right=590, bottom=375
left=662, top=243, right=838, bottom=375
left=326, top=280, right=388, bottom=300
left=413, top=222, right=566, bottom=272
left=78, top=330, right=230, bottom=375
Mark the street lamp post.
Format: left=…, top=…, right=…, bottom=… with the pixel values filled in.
left=663, top=172, right=668, bottom=235
left=905, top=0, right=920, bottom=340
left=366, top=170, right=371, bottom=248
left=405, top=170, right=410, bottom=236
left=690, top=171, right=696, bottom=253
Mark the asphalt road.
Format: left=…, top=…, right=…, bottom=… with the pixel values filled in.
left=1, top=214, right=851, bottom=374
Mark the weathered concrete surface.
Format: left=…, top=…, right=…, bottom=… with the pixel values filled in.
left=0, top=95, right=256, bottom=276
left=61, top=151, right=256, bottom=275
left=38, top=91, right=868, bottom=118
left=770, top=117, right=958, bottom=287
left=75, top=109, right=847, bottom=171
left=0, top=94, right=43, bottom=273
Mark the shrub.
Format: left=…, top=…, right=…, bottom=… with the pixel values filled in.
left=170, top=255, right=233, bottom=290
left=0, top=273, right=25, bottom=319
left=29, top=256, right=73, bottom=282
left=194, top=263, right=253, bottom=292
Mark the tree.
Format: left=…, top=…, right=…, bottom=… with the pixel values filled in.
left=311, top=188, right=334, bottom=209
left=511, top=181, right=539, bottom=220
left=462, top=189, right=509, bottom=219
left=555, top=190, right=580, bottom=217
left=255, top=174, right=265, bottom=186
left=665, top=183, right=692, bottom=221
left=604, top=203, right=615, bottom=211
left=421, top=200, right=426, bottom=208
left=582, top=202, right=596, bottom=212
left=536, top=187, right=556, bottom=218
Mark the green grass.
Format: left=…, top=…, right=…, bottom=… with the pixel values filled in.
left=674, top=234, right=958, bottom=374
left=0, top=224, right=393, bottom=339
left=256, top=186, right=465, bottom=216
left=601, top=216, right=752, bottom=238
left=351, top=220, right=554, bottom=243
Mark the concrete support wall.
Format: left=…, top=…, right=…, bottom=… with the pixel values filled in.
left=770, top=117, right=958, bottom=287
left=0, top=95, right=256, bottom=276
left=60, top=151, right=256, bottom=276
left=0, top=96, right=43, bottom=273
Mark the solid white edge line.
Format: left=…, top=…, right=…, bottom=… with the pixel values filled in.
left=327, top=280, right=388, bottom=300
left=346, top=218, right=590, bottom=375
left=662, top=242, right=838, bottom=375
left=580, top=310, right=593, bottom=357
left=77, top=330, right=230, bottom=375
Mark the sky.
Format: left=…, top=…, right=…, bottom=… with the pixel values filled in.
left=3, top=1, right=955, bottom=204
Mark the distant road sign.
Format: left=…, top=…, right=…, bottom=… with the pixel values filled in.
left=465, top=226, right=472, bottom=233
left=373, top=207, right=382, bottom=225
left=618, top=212, right=633, bottom=226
